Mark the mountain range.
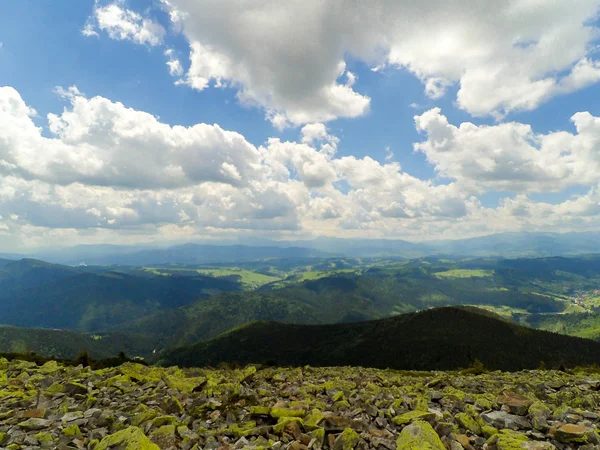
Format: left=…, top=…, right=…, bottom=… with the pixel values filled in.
left=10, top=231, right=600, bottom=265
left=3, top=250, right=600, bottom=371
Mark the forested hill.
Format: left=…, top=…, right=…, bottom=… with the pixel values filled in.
left=160, top=306, right=600, bottom=371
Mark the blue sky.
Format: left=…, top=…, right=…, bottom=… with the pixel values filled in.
left=1, top=0, right=600, bottom=250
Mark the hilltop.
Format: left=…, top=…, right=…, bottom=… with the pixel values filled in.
left=161, top=306, right=600, bottom=371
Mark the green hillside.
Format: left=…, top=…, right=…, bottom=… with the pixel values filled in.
left=0, top=325, right=157, bottom=359
left=0, top=259, right=242, bottom=331
left=120, top=292, right=319, bottom=349
left=160, top=306, right=600, bottom=371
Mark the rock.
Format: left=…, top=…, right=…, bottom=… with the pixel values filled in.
left=333, top=428, right=360, bottom=450
left=64, top=382, right=87, bottom=396
left=18, top=418, right=53, bottom=430
left=62, top=411, right=84, bottom=422
left=391, top=410, right=435, bottom=426
left=271, top=408, right=305, bottom=418
left=395, top=421, right=445, bottom=450
left=22, top=408, right=47, bottom=418
left=554, top=423, right=590, bottom=444
left=455, top=412, right=482, bottom=435
left=497, top=392, right=534, bottom=416
left=481, top=410, right=531, bottom=430
left=455, top=434, right=473, bottom=450
left=528, top=401, right=551, bottom=431
left=95, top=426, right=159, bottom=450
left=150, top=424, right=178, bottom=448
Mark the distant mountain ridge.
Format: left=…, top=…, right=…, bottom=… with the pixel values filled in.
left=8, top=231, right=600, bottom=265
left=31, top=244, right=332, bottom=266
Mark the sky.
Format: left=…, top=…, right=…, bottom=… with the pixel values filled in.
left=1, top=0, right=600, bottom=250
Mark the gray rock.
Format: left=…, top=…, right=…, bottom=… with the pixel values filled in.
left=481, top=410, right=531, bottom=430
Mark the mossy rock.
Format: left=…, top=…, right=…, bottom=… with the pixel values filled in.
left=44, top=382, right=65, bottom=396
left=96, top=426, right=159, bottom=450
left=132, top=405, right=160, bottom=427
left=151, top=415, right=178, bottom=428
left=270, top=407, right=305, bottom=418
left=304, top=408, right=324, bottom=430
left=150, top=424, right=178, bottom=448
left=273, top=417, right=304, bottom=434
left=392, top=410, right=435, bottom=426
left=333, top=428, right=360, bottom=450
left=455, top=412, right=482, bottom=434
left=554, top=424, right=589, bottom=444
left=396, top=421, right=445, bottom=450
left=249, top=406, right=272, bottom=416
left=486, top=429, right=554, bottom=449
left=482, top=425, right=498, bottom=438
left=62, top=424, right=82, bottom=437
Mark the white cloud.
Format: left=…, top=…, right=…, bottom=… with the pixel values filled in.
left=414, top=108, right=600, bottom=193
left=84, top=2, right=165, bottom=46
left=3, top=85, right=600, bottom=249
left=165, top=49, right=184, bottom=76
left=384, top=146, right=394, bottom=162
left=156, top=0, right=600, bottom=124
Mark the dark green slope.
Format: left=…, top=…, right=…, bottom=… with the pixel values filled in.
left=0, top=325, right=157, bottom=359
left=0, top=270, right=241, bottom=331
left=120, top=292, right=320, bottom=349
left=0, top=258, right=79, bottom=295
left=160, top=307, right=600, bottom=371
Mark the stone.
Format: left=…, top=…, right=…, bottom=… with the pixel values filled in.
left=333, top=428, right=360, bottom=450
left=554, top=423, right=589, bottom=444
left=22, top=408, right=47, bottom=418
left=395, top=421, right=445, bottom=450
left=455, top=412, right=482, bottom=434
left=481, top=410, right=531, bottom=430
left=18, top=418, right=53, bottom=430
left=271, top=408, right=306, bottom=419
left=391, top=410, right=436, bottom=426
left=497, top=392, right=534, bottom=416
left=95, top=426, right=159, bottom=450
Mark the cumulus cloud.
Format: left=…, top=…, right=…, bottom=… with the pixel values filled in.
left=414, top=108, right=600, bottom=193
left=0, top=85, right=482, bottom=246
left=83, top=1, right=165, bottom=46
left=152, top=0, right=600, bottom=124
left=3, top=85, right=600, bottom=249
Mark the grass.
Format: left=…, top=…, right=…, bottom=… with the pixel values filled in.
left=467, top=304, right=530, bottom=318
left=295, top=269, right=357, bottom=282
left=434, top=269, right=493, bottom=279
left=194, top=268, right=281, bottom=289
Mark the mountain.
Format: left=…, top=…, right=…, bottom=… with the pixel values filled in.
left=33, top=243, right=331, bottom=266
left=0, top=259, right=242, bottom=331
left=117, top=291, right=320, bottom=349
left=160, top=306, right=600, bottom=371
left=284, top=237, right=431, bottom=258
left=119, top=264, right=569, bottom=350
left=0, top=325, right=157, bottom=360
left=0, top=258, right=80, bottom=295
left=430, top=232, right=600, bottom=257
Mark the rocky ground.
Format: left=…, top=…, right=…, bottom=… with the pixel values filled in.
left=2, top=359, right=600, bottom=449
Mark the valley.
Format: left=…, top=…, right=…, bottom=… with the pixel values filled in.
left=2, top=250, right=600, bottom=365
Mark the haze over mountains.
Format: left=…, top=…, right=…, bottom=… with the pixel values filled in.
left=9, top=231, right=600, bottom=266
